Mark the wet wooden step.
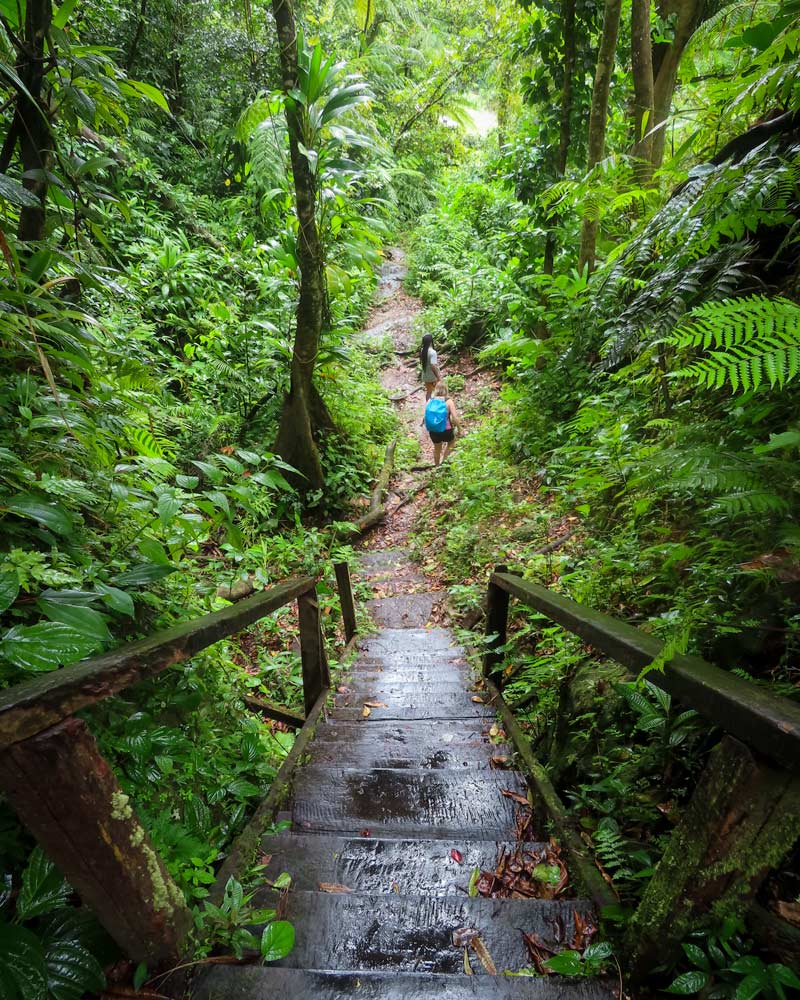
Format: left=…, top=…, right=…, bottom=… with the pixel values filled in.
left=194, top=967, right=614, bottom=999
left=308, top=719, right=510, bottom=770
left=251, top=891, right=595, bottom=975
left=259, top=833, right=552, bottom=895
left=292, top=767, right=534, bottom=840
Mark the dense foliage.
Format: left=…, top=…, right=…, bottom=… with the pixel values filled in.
left=1, top=0, right=799, bottom=993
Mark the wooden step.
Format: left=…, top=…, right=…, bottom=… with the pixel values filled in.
left=292, top=766, right=534, bottom=840
left=249, top=891, right=596, bottom=975
left=193, top=967, right=614, bottom=999
left=259, top=833, right=553, bottom=895
left=308, top=719, right=511, bottom=770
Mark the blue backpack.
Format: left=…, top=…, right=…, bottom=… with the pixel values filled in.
left=424, top=397, right=448, bottom=433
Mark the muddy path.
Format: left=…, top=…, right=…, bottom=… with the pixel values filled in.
left=359, top=247, right=500, bottom=573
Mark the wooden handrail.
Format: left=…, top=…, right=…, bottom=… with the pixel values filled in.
left=0, top=574, right=318, bottom=751
left=485, top=568, right=800, bottom=977
left=487, top=571, right=800, bottom=769
left=0, top=562, right=359, bottom=968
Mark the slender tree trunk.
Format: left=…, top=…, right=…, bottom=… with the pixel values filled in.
left=125, top=0, right=148, bottom=71
left=270, top=0, right=330, bottom=492
left=630, top=0, right=655, bottom=184
left=578, top=0, right=622, bottom=274
left=17, top=0, right=53, bottom=243
left=650, top=0, right=704, bottom=167
left=542, top=0, right=575, bottom=280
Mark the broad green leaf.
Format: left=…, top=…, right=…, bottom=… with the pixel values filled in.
left=0, top=572, right=19, bottom=614
left=6, top=495, right=73, bottom=536
left=666, top=970, right=711, bottom=994
left=111, top=563, right=177, bottom=586
left=125, top=79, right=170, bottom=112
left=44, top=939, right=105, bottom=1000
left=157, top=493, right=182, bottom=526
left=543, top=951, right=583, bottom=975
left=176, top=474, right=199, bottom=490
left=38, top=600, right=111, bottom=646
left=138, top=537, right=171, bottom=564
left=733, top=975, right=766, bottom=1000
left=0, top=173, right=40, bottom=209
left=52, top=0, right=79, bottom=29
left=272, top=872, right=292, bottom=890
left=0, top=622, right=99, bottom=672
left=133, top=964, right=148, bottom=991
left=18, top=847, right=71, bottom=920
left=260, top=921, right=295, bottom=962
left=0, top=922, right=48, bottom=1000
left=94, top=582, right=135, bottom=617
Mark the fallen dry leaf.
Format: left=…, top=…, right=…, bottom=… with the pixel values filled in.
left=471, top=695, right=484, bottom=704
left=361, top=706, right=371, bottom=718
left=450, top=848, right=463, bottom=864
left=776, top=900, right=800, bottom=927
left=318, top=883, right=352, bottom=894
left=502, top=788, right=530, bottom=807
left=471, top=935, right=498, bottom=975
left=363, top=700, right=388, bottom=708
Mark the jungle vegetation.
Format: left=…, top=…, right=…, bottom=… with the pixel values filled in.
left=0, top=0, right=799, bottom=995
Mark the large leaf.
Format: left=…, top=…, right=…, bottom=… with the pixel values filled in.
left=260, top=921, right=295, bottom=962
left=37, top=600, right=111, bottom=647
left=94, top=582, right=135, bottom=617
left=0, top=572, right=20, bottom=614
left=17, top=847, right=71, bottom=920
left=5, top=495, right=73, bottom=536
left=0, top=622, right=99, bottom=672
left=111, top=563, right=177, bottom=587
left=52, top=0, right=79, bottom=30
left=39, top=910, right=106, bottom=1000
left=0, top=174, right=41, bottom=209
left=0, top=922, right=48, bottom=1000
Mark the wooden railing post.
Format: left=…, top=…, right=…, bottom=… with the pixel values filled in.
left=334, top=561, right=357, bottom=643
left=0, top=717, right=191, bottom=965
left=298, top=586, right=330, bottom=716
left=483, top=564, right=509, bottom=680
left=626, top=735, right=800, bottom=982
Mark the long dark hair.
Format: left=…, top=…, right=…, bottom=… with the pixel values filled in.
left=420, top=334, right=434, bottom=373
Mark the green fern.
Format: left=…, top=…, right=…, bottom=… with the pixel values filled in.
left=669, top=295, right=800, bottom=392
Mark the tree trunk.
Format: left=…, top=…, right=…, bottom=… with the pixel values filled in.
left=16, top=0, right=53, bottom=243
left=270, top=0, right=332, bottom=493
left=630, top=0, right=655, bottom=184
left=542, top=0, right=576, bottom=279
left=578, top=0, right=622, bottom=274
left=650, top=0, right=704, bottom=167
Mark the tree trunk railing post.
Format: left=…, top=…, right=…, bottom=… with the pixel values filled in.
left=626, top=735, right=800, bottom=982
left=334, top=561, right=357, bottom=643
left=298, top=586, right=329, bottom=716
left=483, top=564, right=509, bottom=681
left=0, top=717, right=191, bottom=966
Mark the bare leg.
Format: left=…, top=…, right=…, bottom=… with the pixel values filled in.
left=442, top=438, right=456, bottom=463
left=433, top=442, right=443, bottom=466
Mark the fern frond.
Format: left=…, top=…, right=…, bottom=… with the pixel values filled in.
left=670, top=296, right=800, bottom=392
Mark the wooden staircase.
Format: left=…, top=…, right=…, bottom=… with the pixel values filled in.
left=191, top=550, right=612, bottom=998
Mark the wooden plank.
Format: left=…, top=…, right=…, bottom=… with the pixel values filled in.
left=0, top=576, right=316, bottom=751
left=0, top=717, right=191, bottom=965
left=627, top=736, right=800, bottom=980
left=298, top=588, right=328, bottom=717
left=491, top=572, right=800, bottom=767
left=334, top=562, right=357, bottom=643
left=485, top=677, right=618, bottom=914
left=244, top=696, right=305, bottom=729
left=483, top=565, right=509, bottom=679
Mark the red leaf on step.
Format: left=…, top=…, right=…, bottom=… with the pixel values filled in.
left=450, top=849, right=463, bottom=864
left=360, top=828, right=371, bottom=837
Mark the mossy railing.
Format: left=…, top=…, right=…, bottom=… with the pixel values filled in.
left=0, top=564, right=357, bottom=966
left=484, top=567, right=800, bottom=979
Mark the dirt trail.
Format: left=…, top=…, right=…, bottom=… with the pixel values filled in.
left=359, top=247, right=499, bottom=567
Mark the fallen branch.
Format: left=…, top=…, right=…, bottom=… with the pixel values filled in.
left=388, top=385, right=425, bottom=402
left=244, top=696, right=305, bottom=729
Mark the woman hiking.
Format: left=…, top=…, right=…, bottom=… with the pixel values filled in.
left=424, top=381, right=460, bottom=466
left=420, top=334, right=441, bottom=400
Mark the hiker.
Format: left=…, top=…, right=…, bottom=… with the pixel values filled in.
left=420, top=334, right=441, bottom=400
left=424, top=381, right=460, bottom=466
